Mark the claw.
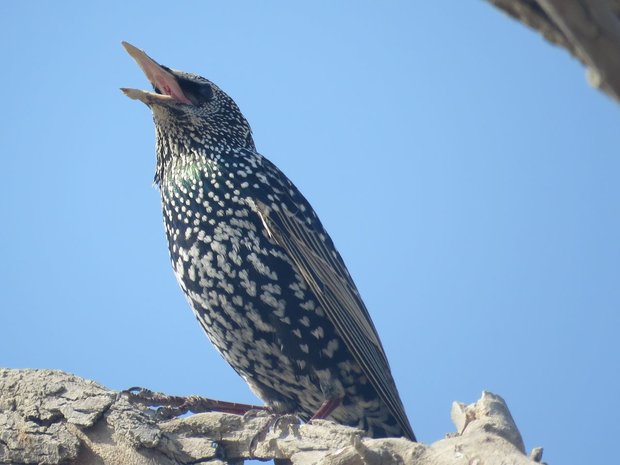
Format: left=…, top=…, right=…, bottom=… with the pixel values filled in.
left=248, top=413, right=302, bottom=456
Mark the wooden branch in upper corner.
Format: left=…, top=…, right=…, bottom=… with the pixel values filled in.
left=486, top=0, right=620, bottom=103
left=0, top=368, right=544, bottom=465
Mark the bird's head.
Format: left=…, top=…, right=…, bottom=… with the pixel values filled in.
left=121, top=42, right=255, bottom=179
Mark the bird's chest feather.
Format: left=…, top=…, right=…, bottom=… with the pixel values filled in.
left=158, top=156, right=347, bottom=378
left=160, top=158, right=276, bottom=301
left=159, top=159, right=309, bottom=349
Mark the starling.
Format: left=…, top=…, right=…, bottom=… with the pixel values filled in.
left=121, top=42, right=415, bottom=441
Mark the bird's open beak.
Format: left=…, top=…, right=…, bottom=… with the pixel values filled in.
left=120, top=42, right=192, bottom=105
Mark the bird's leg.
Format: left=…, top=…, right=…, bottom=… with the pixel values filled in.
left=310, top=397, right=342, bottom=420
left=124, top=387, right=267, bottom=419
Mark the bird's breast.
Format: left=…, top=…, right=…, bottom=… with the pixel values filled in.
left=160, top=159, right=353, bottom=378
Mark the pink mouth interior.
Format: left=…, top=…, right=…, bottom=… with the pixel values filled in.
left=151, top=70, right=192, bottom=105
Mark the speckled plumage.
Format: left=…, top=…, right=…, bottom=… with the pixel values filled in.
left=122, top=43, right=415, bottom=441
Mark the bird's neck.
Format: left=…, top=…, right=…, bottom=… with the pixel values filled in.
left=153, top=122, right=255, bottom=186
left=155, top=133, right=214, bottom=185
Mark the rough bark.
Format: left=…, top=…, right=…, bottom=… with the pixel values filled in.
left=486, top=0, right=620, bottom=102
left=0, top=368, right=544, bottom=465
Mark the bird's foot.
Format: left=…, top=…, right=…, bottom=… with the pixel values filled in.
left=248, top=413, right=301, bottom=456
left=242, top=407, right=273, bottom=420
left=123, top=386, right=267, bottom=419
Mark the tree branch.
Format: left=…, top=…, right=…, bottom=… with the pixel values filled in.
left=486, top=0, right=620, bottom=102
left=0, top=368, right=544, bottom=465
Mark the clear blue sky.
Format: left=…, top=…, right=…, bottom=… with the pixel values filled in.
left=1, top=2, right=618, bottom=464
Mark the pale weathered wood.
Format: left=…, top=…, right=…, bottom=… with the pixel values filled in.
left=0, top=368, right=544, bottom=465
left=486, top=0, right=620, bottom=102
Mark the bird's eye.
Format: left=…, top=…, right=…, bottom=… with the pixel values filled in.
left=177, top=78, right=214, bottom=105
